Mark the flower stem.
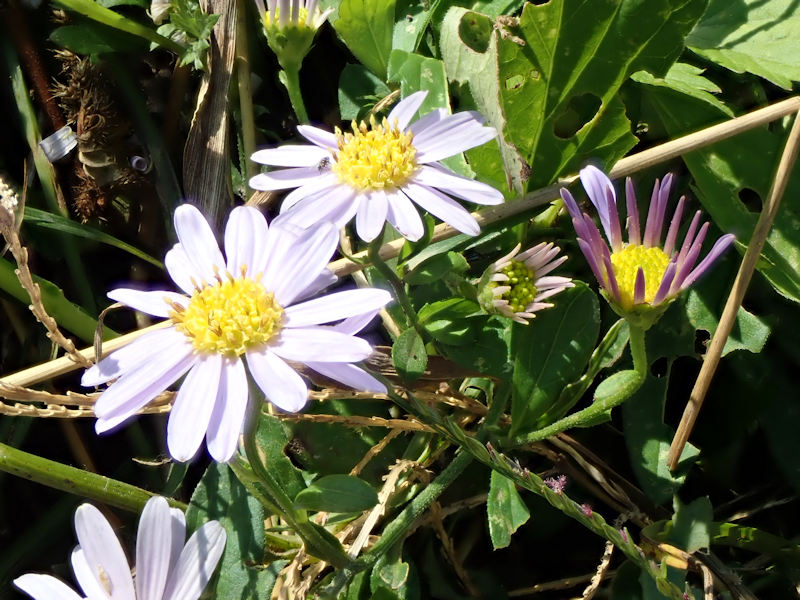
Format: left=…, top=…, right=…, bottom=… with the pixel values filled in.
left=0, top=441, right=184, bottom=513
left=508, top=324, right=648, bottom=447
left=239, top=396, right=351, bottom=568
left=367, top=234, right=424, bottom=336
left=235, top=0, right=257, bottom=187
left=279, top=65, right=308, bottom=123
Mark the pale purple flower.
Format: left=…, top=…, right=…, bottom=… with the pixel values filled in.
left=14, top=496, right=225, bottom=600
left=249, top=91, right=504, bottom=242
left=479, top=242, right=573, bottom=323
left=561, top=166, right=735, bottom=321
left=258, top=0, right=332, bottom=29
left=82, top=204, right=391, bottom=462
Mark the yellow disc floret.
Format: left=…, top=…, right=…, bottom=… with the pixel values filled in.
left=493, top=261, right=538, bottom=314
left=332, top=115, right=418, bottom=191
left=264, top=7, right=309, bottom=28
left=170, top=274, right=283, bottom=357
left=610, top=244, right=670, bottom=309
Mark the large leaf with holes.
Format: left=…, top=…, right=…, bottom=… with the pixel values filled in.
left=639, top=84, right=800, bottom=303
left=498, top=0, right=707, bottom=190
left=686, top=0, right=800, bottom=90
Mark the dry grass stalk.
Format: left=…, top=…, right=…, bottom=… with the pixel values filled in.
left=350, top=429, right=402, bottom=477
left=429, top=498, right=480, bottom=597
left=275, top=412, right=433, bottom=432
left=578, top=540, right=614, bottom=600
left=667, top=105, right=800, bottom=470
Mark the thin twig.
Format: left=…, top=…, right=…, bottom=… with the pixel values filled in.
left=667, top=106, right=800, bottom=470
left=276, top=412, right=432, bottom=432
left=350, top=429, right=402, bottom=477
left=579, top=540, right=614, bottom=600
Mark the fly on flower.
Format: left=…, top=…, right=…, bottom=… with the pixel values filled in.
left=14, top=496, right=225, bottom=600
left=82, top=204, right=391, bottom=462
left=477, top=242, right=574, bottom=324
left=561, top=166, right=735, bottom=329
left=249, top=90, right=504, bottom=242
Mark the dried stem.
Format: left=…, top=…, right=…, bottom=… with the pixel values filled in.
left=667, top=106, right=800, bottom=470
left=580, top=540, right=614, bottom=600
left=0, top=223, right=92, bottom=368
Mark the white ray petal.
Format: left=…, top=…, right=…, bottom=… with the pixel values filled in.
left=74, top=503, right=135, bottom=599
left=107, top=288, right=187, bottom=319
left=250, top=145, right=330, bottom=167
left=205, top=358, right=249, bottom=462
left=246, top=349, right=308, bottom=412
left=285, top=289, right=391, bottom=327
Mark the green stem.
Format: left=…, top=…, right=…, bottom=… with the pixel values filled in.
left=279, top=64, right=309, bottom=123
left=509, top=324, right=648, bottom=447
left=367, top=235, right=423, bottom=336
left=235, top=0, right=257, bottom=187
left=53, top=0, right=185, bottom=54
left=238, top=397, right=351, bottom=568
left=0, top=441, right=185, bottom=513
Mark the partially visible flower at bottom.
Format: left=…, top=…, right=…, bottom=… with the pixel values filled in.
left=82, top=204, right=392, bottom=463
left=561, top=166, right=735, bottom=329
left=14, top=496, right=225, bottom=600
left=478, top=242, right=573, bottom=323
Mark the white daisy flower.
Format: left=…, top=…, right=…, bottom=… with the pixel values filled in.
left=249, top=90, right=504, bottom=242
left=14, top=495, right=225, bottom=600
left=478, top=242, right=574, bottom=324
left=82, top=204, right=391, bottom=462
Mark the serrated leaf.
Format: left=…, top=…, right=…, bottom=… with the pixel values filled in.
left=498, top=0, right=707, bottom=190
left=393, top=327, right=428, bottom=380
left=186, top=463, right=283, bottom=599
left=687, top=0, right=800, bottom=90
left=631, top=62, right=732, bottom=116
left=487, top=470, right=530, bottom=549
left=293, top=474, right=378, bottom=513
left=510, top=282, right=600, bottom=435
left=641, top=84, right=800, bottom=303
left=334, top=0, right=395, bottom=80
left=338, top=63, right=391, bottom=121
left=686, top=289, right=770, bottom=356
left=440, top=7, right=520, bottom=194
left=623, top=372, right=699, bottom=504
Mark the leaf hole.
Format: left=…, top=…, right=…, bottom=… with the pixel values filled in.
left=694, top=329, right=710, bottom=356
left=505, top=74, right=525, bottom=90
left=650, top=356, right=669, bottom=378
left=738, top=187, right=762, bottom=213
left=552, top=93, right=601, bottom=139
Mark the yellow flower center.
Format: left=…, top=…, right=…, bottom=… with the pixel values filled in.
left=332, top=115, right=418, bottom=191
left=610, top=245, right=670, bottom=309
left=493, top=261, right=538, bottom=314
left=169, top=274, right=284, bottom=357
left=264, top=6, right=309, bottom=27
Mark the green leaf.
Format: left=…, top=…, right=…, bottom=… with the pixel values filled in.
left=686, top=289, right=770, bottom=356
left=392, top=0, right=436, bottom=53
left=293, top=474, right=378, bottom=513
left=338, top=63, right=392, bottom=121
left=687, top=0, right=800, bottom=90
left=255, top=414, right=306, bottom=500
left=50, top=23, right=146, bottom=54
left=186, top=463, right=283, bottom=599
left=440, top=7, right=520, bottom=194
left=623, top=372, right=699, bottom=504
left=334, top=0, right=395, bottom=80
left=510, top=282, right=600, bottom=435
left=418, top=298, right=481, bottom=345
left=498, top=0, right=707, bottom=190
left=670, top=496, right=712, bottom=553
left=405, top=251, right=468, bottom=285
left=631, top=62, right=732, bottom=116
left=24, top=207, right=163, bottom=268
left=441, top=316, right=512, bottom=379
left=370, top=553, right=420, bottom=600
left=487, top=470, right=530, bottom=549
left=392, top=327, right=428, bottom=380
left=641, top=84, right=800, bottom=303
